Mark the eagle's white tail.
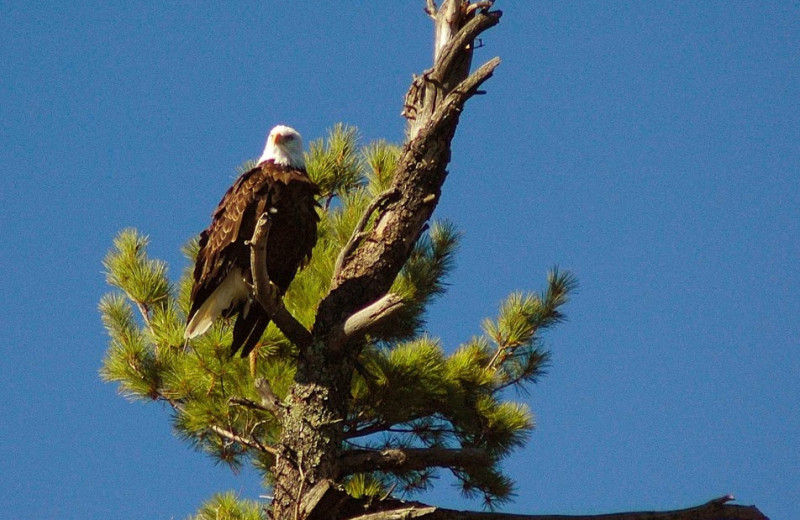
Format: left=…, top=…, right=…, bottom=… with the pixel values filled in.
left=184, top=269, right=248, bottom=339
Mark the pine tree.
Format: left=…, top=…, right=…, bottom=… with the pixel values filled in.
left=101, top=125, right=572, bottom=509
left=100, top=3, right=767, bottom=520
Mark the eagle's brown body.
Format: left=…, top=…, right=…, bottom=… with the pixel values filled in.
left=186, top=159, right=319, bottom=357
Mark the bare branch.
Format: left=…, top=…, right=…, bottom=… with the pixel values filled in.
left=429, top=57, right=501, bottom=137
left=249, top=212, right=313, bottom=351
left=405, top=2, right=502, bottom=138
left=432, top=4, right=501, bottom=83
left=350, top=504, right=768, bottom=520
left=425, top=0, right=438, bottom=19
left=432, top=0, right=462, bottom=62
left=303, top=480, right=410, bottom=520
left=297, top=483, right=768, bottom=520
left=207, top=423, right=279, bottom=457
left=343, top=293, right=404, bottom=337
left=327, top=293, right=405, bottom=351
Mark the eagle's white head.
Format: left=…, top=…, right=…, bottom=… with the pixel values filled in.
left=257, top=125, right=305, bottom=168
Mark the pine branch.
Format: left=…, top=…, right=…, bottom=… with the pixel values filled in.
left=307, top=123, right=364, bottom=206
left=103, top=229, right=171, bottom=341
left=228, top=397, right=277, bottom=415
left=343, top=412, right=440, bottom=440
left=134, top=301, right=155, bottom=337
left=344, top=412, right=456, bottom=439
left=161, top=380, right=282, bottom=464
left=207, top=423, right=279, bottom=457
left=484, top=269, right=576, bottom=390
left=363, top=141, right=401, bottom=197
left=190, top=492, right=266, bottom=520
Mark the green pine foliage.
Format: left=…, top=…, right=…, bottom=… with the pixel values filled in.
left=344, top=473, right=386, bottom=500
left=307, top=123, right=364, bottom=207
left=188, top=492, right=266, bottom=520
left=362, top=139, right=400, bottom=196
left=99, top=125, right=575, bottom=513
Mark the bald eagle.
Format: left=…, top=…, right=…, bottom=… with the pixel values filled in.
left=184, top=125, right=319, bottom=357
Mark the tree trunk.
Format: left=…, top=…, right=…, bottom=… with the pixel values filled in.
left=270, top=347, right=352, bottom=520
left=269, top=2, right=502, bottom=519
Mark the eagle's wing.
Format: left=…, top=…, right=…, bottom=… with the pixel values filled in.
left=185, top=163, right=319, bottom=349
left=187, top=166, right=272, bottom=324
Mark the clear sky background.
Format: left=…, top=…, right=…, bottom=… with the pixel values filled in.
left=1, top=2, right=797, bottom=519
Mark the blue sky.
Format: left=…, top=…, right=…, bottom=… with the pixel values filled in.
left=1, top=2, right=797, bottom=519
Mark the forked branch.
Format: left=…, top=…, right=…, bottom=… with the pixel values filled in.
left=315, top=0, right=504, bottom=338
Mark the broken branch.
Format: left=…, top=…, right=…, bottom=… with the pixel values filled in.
left=328, top=293, right=405, bottom=351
